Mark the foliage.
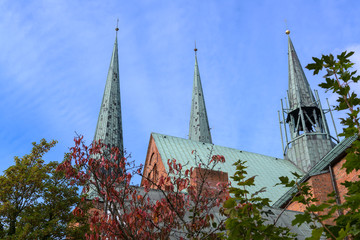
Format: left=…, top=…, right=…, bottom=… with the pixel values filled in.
left=277, top=51, right=360, bottom=239
left=221, top=160, right=295, bottom=239
left=0, top=139, right=88, bottom=239
left=307, top=50, right=360, bottom=239
left=58, top=136, right=229, bottom=239
left=306, top=51, right=360, bottom=169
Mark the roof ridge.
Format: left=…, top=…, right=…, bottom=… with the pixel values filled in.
left=151, top=132, right=289, bottom=161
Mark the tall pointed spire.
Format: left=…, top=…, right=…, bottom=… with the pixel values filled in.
left=189, top=45, right=212, bottom=144
left=287, top=34, right=317, bottom=110
left=94, top=25, right=123, bottom=156
left=281, top=30, right=335, bottom=172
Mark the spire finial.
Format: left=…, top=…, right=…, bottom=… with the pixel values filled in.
left=115, top=19, right=119, bottom=32
left=286, top=29, right=290, bottom=35
left=194, top=40, right=198, bottom=55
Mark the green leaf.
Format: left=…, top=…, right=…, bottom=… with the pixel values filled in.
left=306, top=227, right=324, bottom=240
left=345, top=51, right=354, bottom=58
left=292, top=212, right=312, bottom=226
left=223, top=198, right=236, bottom=209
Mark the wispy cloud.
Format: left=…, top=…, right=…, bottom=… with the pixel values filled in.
left=0, top=0, right=359, bottom=184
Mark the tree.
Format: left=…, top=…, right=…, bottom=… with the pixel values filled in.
left=0, top=139, right=89, bottom=239
left=221, top=160, right=295, bottom=239
left=140, top=150, right=229, bottom=239
left=58, top=136, right=229, bottom=239
left=278, top=51, right=360, bottom=239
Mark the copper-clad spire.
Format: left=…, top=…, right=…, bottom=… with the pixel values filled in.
left=287, top=34, right=317, bottom=110
left=189, top=47, right=212, bottom=143
left=93, top=28, right=124, bottom=156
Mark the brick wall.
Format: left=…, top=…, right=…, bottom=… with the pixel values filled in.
left=286, top=156, right=360, bottom=209
left=141, top=134, right=229, bottom=192
left=286, top=172, right=332, bottom=211
left=309, top=172, right=333, bottom=203
left=285, top=154, right=360, bottom=224
left=190, top=167, right=228, bottom=195
left=286, top=197, right=308, bottom=213
left=332, top=157, right=360, bottom=204
left=141, top=135, right=167, bottom=188
left=286, top=172, right=336, bottom=224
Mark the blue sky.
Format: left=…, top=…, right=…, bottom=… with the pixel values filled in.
left=1, top=0, right=359, bottom=185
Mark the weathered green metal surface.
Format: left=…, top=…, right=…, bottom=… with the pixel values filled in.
left=152, top=132, right=303, bottom=203
left=93, top=33, right=124, bottom=156
left=287, top=36, right=316, bottom=110
left=88, top=32, right=124, bottom=200
left=188, top=53, right=212, bottom=144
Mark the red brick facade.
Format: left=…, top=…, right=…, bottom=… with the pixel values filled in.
left=141, top=135, right=167, bottom=188
left=286, top=172, right=333, bottom=213
left=141, top=135, right=228, bottom=190
left=190, top=167, right=228, bottom=188
left=332, top=157, right=359, bottom=204
left=285, top=155, right=360, bottom=224
left=190, top=167, right=228, bottom=196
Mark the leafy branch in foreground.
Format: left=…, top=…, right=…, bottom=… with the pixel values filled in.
left=58, top=136, right=229, bottom=239
left=221, top=160, right=294, bottom=239
left=305, top=51, right=360, bottom=239
left=306, top=50, right=360, bottom=137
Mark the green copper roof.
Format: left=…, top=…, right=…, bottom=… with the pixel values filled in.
left=152, top=132, right=303, bottom=203
left=93, top=33, right=124, bottom=155
left=273, top=135, right=357, bottom=208
left=189, top=53, right=212, bottom=143
left=288, top=36, right=317, bottom=110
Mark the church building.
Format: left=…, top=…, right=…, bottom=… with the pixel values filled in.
left=140, top=40, right=303, bottom=204
left=91, top=26, right=358, bottom=238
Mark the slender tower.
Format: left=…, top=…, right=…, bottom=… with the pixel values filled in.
left=93, top=25, right=124, bottom=156
left=281, top=30, right=335, bottom=172
left=189, top=45, right=212, bottom=143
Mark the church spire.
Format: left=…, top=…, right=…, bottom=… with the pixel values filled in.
left=189, top=45, right=212, bottom=143
left=94, top=26, right=124, bottom=156
left=287, top=33, right=317, bottom=110
left=281, top=30, right=335, bottom=172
